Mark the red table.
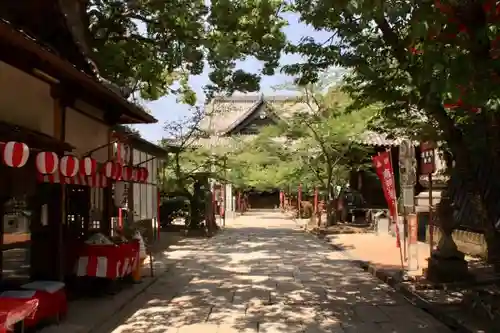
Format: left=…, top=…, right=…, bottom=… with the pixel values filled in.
left=0, top=299, right=38, bottom=332
left=75, top=241, right=139, bottom=280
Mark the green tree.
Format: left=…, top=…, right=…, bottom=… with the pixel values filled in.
left=226, top=127, right=298, bottom=191
left=224, top=80, right=374, bottom=223
left=283, top=1, right=500, bottom=267
left=161, top=108, right=221, bottom=229
left=85, top=0, right=287, bottom=103
left=267, top=82, right=374, bottom=224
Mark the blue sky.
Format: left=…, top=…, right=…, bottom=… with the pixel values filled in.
left=133, top=14, right=331, bottom=143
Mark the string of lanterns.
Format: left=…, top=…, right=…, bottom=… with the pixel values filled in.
left=3, top=141, right=150, bottom=183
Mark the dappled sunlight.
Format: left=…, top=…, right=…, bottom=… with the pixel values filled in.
left=104, top=211, right=451, bottom=333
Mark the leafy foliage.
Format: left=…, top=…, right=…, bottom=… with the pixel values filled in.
left=226, top=80, right=375, bottom=214
left=280, top=1, right=500, bottom=251
left=282, top=0, right=500, bottom=144
left=87, top=0, right=287, bottom=103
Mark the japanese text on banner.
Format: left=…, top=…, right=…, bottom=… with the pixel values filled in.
left=372, top=151, right=401, bottom=248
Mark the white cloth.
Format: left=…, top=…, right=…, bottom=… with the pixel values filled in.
left=133, top=231, right=147, bottom=259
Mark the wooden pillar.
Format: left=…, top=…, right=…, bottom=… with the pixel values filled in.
left=102, top=130, right=113, bottom=236
left=51, top=87, right=67, bottom=281
left=127, top=145, right=134, bottom=227
left=102, top=114, right=120, bottom=236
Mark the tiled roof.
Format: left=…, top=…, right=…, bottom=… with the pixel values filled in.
left=197, top=94, right=409, bottom=150
left=199, top=94, right=263, bottom=135
left=199, top=94, right=309, bottom=135
left=355, top=131, right=404, bottom=147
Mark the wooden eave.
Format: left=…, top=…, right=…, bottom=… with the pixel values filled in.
left=0, top=20, right=157, bottom=125
left=129, top=136, right=170, bottom=157
left=0, top=0, right=94, bottom=76
left=0, top=120, right=74, bottom=152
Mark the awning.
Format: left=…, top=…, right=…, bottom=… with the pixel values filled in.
left=37, top=172, right=108, bottom=187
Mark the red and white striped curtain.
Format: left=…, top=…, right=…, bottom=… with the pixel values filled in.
left=37, top=172, right=108, bottom=188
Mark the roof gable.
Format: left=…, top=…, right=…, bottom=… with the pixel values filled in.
left=200, top=94, right=263, bottom=135
left=227, top=103, right=279, bottom=135
left=200, top=94, right=310, bottom=136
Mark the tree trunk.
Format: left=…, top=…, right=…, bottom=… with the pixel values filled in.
left=439, top=133, right=500, bottom=270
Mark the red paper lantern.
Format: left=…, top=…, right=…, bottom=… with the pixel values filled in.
left=115, top=163, right=123, bottom=180
left=139, top=167, right=149, bottom=182
left=36, top=152, right=59, bottom=174
left=134, top=167, right=143, bottom=182
left=103, top=161, right=122, bottom=179
left=60, top=155, right=79, bottom=177
left=121, top=166, right=134, bottom=181
left=80, top=157, right=97, bottom=176
left=132, top=168, right=139, bottom=181
left=134, top=167, right=141, bottom=182
left=3, top=141, right=29, bottom=168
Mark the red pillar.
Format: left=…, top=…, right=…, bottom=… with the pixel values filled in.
left=298, top=184, right=302, bottom=217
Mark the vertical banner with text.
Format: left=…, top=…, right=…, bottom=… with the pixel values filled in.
left=372, top=151, right=401, bottom=248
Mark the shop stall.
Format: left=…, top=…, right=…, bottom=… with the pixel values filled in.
left=0, top=135, right=152, bottom=328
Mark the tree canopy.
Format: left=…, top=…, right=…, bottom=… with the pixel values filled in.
left=225, top=83, right=375, bottom=207
left=87, top=0, right=287, bottom=103
left=282, top=1, right=499, bottom=145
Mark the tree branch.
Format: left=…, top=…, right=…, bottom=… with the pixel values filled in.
left=374, top=13, right=462, bottom=149
left=302, top=88, right=333, bottom=164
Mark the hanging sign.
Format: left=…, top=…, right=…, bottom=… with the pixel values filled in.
left=114, top=181, right=127, bottom=208
left=60, top=155, right=79, bottom=177
left=36, top=151, right=58, bottom=174
left=80, top=157, right=97, bottom=176
left=372, top=151, right=401, bottom=248
left=420, top=141, right=436, bottom=175
left=3, top=141, right=29, bottom=168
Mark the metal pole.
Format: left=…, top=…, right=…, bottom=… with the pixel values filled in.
left=429, top=173, right=434, bottom=257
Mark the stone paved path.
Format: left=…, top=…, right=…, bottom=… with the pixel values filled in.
left=101, top=211, right=451, bottom=333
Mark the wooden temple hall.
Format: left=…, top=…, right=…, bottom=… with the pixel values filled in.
left=0, top=0, right=159, bottom=295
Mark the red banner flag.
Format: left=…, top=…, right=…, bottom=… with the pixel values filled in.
left=372, top=151, right=401, bottom=248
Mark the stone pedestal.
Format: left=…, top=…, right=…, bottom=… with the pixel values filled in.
left=426, top=232, right=470, bottom=283
left=426, top=254, right=470, bottom=283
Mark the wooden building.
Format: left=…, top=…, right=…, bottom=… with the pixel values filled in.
left=0, top=2, right=157, bottom=287
left=112, top=128, right=168, bottom=242
left=197, top=94, right=309, bottom=210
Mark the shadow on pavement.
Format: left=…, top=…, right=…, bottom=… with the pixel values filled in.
left=96, top=223, right=451, bottom=333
